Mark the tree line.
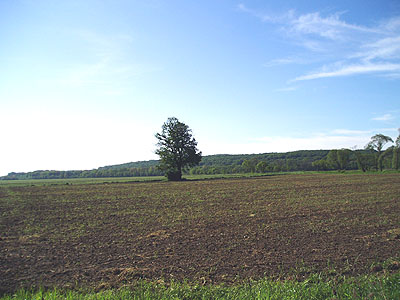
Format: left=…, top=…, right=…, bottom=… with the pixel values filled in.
left=1, top=151, right=328, bottom=180
left=1, top=118, right=399, bottom=181
left=153, top=118, right=399, bottom=180
left=2, top=147, right=398, bottom=180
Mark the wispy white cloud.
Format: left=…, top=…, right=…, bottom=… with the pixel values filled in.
left=293, top=63, right=400, bottom=81
left=239, top=5, right=381, bottom=41
left=351, top=36, right=400, bottom=63
left=380, top=16, right=400, bottom=32
left=382, top=72, right=400, bottom=79
left=372, top=113, right=395, bottom=121
left=289, top=11, right=380, bottom=40
left=238, top=5, right=400, bottom=81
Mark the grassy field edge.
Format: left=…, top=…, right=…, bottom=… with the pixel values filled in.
left=1, top=273, right=399, bottom=300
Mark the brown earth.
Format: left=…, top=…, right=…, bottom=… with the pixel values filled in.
left=0, top=173, right=399, bottom=294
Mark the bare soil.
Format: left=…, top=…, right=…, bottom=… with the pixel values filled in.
left=1, top=173, right=399, bottom=294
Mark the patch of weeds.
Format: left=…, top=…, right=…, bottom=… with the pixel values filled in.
left=382, top=257, right=400, bottom=272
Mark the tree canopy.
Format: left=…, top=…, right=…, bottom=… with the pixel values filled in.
left=366, top=134, right=394, bottom=153
left=155, top=117, right=202, bottom=181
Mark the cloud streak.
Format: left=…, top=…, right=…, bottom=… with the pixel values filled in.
left=372, top=114, right=395, bottom=121
left=293, top=63, right=400, bottom=81
left=289, top=12, right=381, bottom=40
left=238, top=5, right=400, bottom=81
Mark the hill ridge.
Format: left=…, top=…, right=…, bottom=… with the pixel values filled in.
left=3, top=149, right=383, bottom=180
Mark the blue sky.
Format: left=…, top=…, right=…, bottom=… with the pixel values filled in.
left=1, top=0, right=399, bottom=175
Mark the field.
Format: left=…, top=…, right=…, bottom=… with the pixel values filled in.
left=1, top=173, right=400, bottom=296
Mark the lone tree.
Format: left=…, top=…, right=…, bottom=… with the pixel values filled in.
left=366, top=134, right=393, bottom=171
left=155, top=117, right=202, bottom=181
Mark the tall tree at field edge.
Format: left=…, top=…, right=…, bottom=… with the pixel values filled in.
left=366, top=134, right=394, bottom=171
left=155, top=117, right=202, bottom=181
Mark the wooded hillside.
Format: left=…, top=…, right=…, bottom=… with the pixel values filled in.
left=2, top=148, right=398, bottom=180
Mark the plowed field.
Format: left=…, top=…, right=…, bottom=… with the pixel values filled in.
left=1, top=173, right=399, bottom=294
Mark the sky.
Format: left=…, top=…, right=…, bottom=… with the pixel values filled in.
left=1, top=0, right=400, bottom=176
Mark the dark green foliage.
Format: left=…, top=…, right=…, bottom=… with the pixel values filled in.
left=327, top=150, right=340, bottom=170
left=312, top=159, right=329, bottom=171
left=255, top=161, right=268, bottom=173
left=355, top=150, right=375, bottom=172
left=1, top=167, right=164, bottom=180
left=241, top=158, right=258, bottom=173
left=393, top=148, right=400, bottom=170
left=337, top=149, right=352, bottom=170
left=155, top=117, right=202, bottom=181
left=325, top=149, right=352, bottom=171
left=0, top=151, right=329, bottom=180
left=198, top=150, right=331, bottom=173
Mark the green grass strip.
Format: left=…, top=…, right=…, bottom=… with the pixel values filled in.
left=2, top=273, right=399, bottom=300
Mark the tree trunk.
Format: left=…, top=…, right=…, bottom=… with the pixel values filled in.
left=167, top=169, right=182, bottom=181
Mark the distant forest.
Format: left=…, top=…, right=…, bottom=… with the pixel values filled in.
left=2, top=148, right=399, bottom=180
